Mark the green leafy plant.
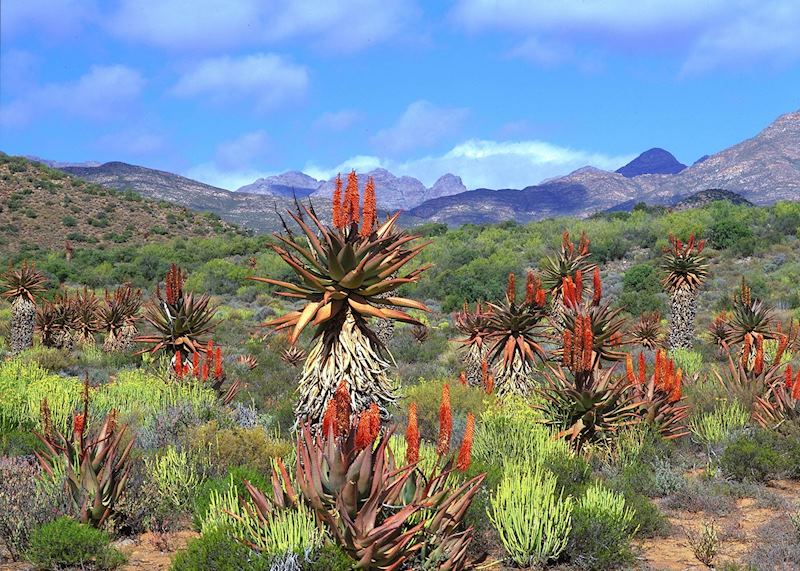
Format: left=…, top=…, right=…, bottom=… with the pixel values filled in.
left=26, top=517, right=126, bottom=570
left=144, top=445, right=203, bottom=511
left=170, top=526, right=270, bottom=571
left=488, top=462, right=573, bottom=567
left=690, top=400, right=749, bottom=445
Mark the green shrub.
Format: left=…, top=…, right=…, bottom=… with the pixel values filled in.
left=303, top=544, right=352, bottom=571
left=0, top=428, right=44, bottom=456
left=719, top=429, right=790, bottom=482
left=488, top=462, right=573, bottom=567
left=690, top=400, right=749, bottom=446
left=26, top=517, right=126, bottom=570
left=170, top=526, right=271, bottom=571
left=185, top=421, right=291, bottom=475
left=193, top=465, right=270, bottom=529
left=669, top=348, right=703, bottom=379
left=568, top=482, right=636, bottom=570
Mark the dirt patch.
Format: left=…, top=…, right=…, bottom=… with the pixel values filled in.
left=115, top=530, right=198, bottom=570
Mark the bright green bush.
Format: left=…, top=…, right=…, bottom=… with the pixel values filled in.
left=568, top=482, right=636, bottom=571
left=170, top=526, right=271, bottom=571
left=719, top=429, right=790, bottom=482
left=144, top=445, right=204, bottom=511
left=669, top=348, right=704, bottom=379
left=26, top=517, right=126, bottom=570
left=488, top=462, right=573, bottom=567
left=192, top=465, right=270, bottom=530
left=303, top=544, right=353, bottom=571
left=690, top=400, right=749, bottom=445
left=201, top=477, right=322, bottom=557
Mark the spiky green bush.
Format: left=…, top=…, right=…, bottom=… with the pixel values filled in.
left=569, top=482, right=636, bottom=570
left=201, top=477, right=322, bottom=557
left=690, top=400, right=749, bottom=445
left=488, top=462, right=573, bottom=567
left=669, top=348, right=704, bottom=379
left=144, top=446, right=204, bottom=511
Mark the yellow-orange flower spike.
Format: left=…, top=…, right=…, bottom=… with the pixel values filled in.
left=457, top=412, right=475, bottom=472
left=406, top=402, right=420, bottom=464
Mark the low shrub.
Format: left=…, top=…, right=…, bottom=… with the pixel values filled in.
left=569, top=482, right=636, bottom=570
left=185, top=421, right=291, bottom=475
left=719, top=429, right=791, bottom=482
left=0, top=457, right=68, bottom=561
left=488, top=462, right=573, bottom=567
left=170, top=526, right=271, bottom=571
left=690, top=400, right=749, bottom=446
left=26, top=517, right=126, bottom=570
left=145, top=445, right=204, bottom=511
left=303, top=544, right=352, bottom=571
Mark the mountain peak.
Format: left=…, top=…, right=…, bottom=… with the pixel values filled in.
left=616, top=148, right=687, bottom=178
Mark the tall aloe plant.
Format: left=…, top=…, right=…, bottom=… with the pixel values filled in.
left=251, top=171, right=430, bottom=425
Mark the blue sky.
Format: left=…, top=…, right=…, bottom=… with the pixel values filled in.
left=2, top=0, right=799, bottom=191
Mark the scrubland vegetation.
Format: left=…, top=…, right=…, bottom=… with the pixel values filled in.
left=1, top=174, right=799, bottom=570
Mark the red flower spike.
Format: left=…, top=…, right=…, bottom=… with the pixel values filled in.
left=174, top=351, right=184, bottom=378
left=535, top=288, right=546, bottom=307
left=73, top=414, right=86, bottom=435
left=200, top=362, right=209, bottom=381
left=794, top=372, right=800, bottom=400
left=457, top=412, right=475, bottom=472
left=742, top=334, right=752, bottom=369
left=625, top=354, right=635, bottom=384
left=332, top=174, right=344, bottom=229
left=786, top=364, right=794, bottom=390
left=192, top=352, right=200, bottom=378
left=360, top=177, right=377, bottom=238
left=754, top=335, right=764, bottom=375
left=344, top=170, right=360, bottom=227
left=406, top=403, right=420, bottom=464
left=322, top=399, right=337, bottom=439
left=506, top=273, right=516, bottom=304
left=459, top=371, right=467, bottom=386
left=581, top=316, right=593, bottom=371
left=334, top=382, right=351, bottom=438
left=774, top=334, right=788, bottom=366
left=481, top=359, right=489, bottom=386
left=574, top=270, right=583, bottom=301
left=563, top=330, right=573, bottom=367
left=355, top=404, right=381, bottom=451
left=578, top=231, right=590, bottom=255
left=437, top=384, right=452, bottom=455
left=562, top=231, right=570, bottom=251
left=485, top=374, right=494, bottom=395
left=655, top=350, right=664, bottom=389
left=525, top=271, right=536, bottom=304
left=592, top=267, right=602, bottom=306
left=638, top=352, right=647, bottom=384
left=214, top=347, right=223, bottom=379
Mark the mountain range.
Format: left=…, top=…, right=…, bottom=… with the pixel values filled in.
left=32, top=109, right=800, bottom=232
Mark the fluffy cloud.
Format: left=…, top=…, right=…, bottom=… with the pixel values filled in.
left=451, top=0, right=800, bottom=72
left=304, top=138, right=633, bottom=189
left=215, top=131, right=271, bottom=170
left=1, top=64, right=144, bottom=128
left=370, top=100, right=469, bottom=155
left=108, top=0, right=418, bottom=52
left=171, top=53, right=308, bottom=111
left=183, top=130, right=274, bottom=190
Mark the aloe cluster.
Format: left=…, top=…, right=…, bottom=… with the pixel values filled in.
left=34, top=381, right=134, bottom=527
left=250, top=382, right=484, bottom=570
left=137, top=264, right=216, bottom=359
left=98, top=284, right=142, bottom=352
left=625, top=350, right=690, bottom=440
left=252, top=171, right=430, bottom=425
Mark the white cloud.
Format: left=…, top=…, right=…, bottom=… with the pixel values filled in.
left=108, top=0, right=418, bottom=52
left=215, top=131, right=271, bottom=170
left=313, top=110, right=363, bottom=132
left=370, top=100, right=469, bottom=155
left=183, top=163, right=276, bottom=191
left=0, top=65, right=144, bottom=128
left=451, top=0, right=800, bottom=71
left=304, top=138, right=633, bottom=189
left=1, top=0, right=95, bottom=40
left=171, top=53, right=308, bottom=111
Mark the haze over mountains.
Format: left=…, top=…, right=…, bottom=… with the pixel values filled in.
left=35, top=109, right=800, bottom=232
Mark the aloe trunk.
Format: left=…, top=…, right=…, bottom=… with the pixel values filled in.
left=494, top=354, right=535, bottom=397
left=295, top=310, right=396, bottom=425
left=10, top=297, right=36, bottom=354
left=668, top=288, right=697, bottom=350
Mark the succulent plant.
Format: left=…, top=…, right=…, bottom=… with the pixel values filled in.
left=236, top=354, right=259, bottom=370
left=34, top=380, right=134, bottom=528
left=541, top=231, right=596, bottom=300
left=73, top=288, right=101, bottom=347
left=174, top=340, right=241, bottom=405
left=630, top=311, right=665, bottom=351
left=38, top=292, right=79, bottom=350
left=482, top=272, right=549, bottom=397
left=626, top=351, right=690, bottom=440
left=1, top=262, right=47, bottom=354
left=98, top=284, right=141, bottom=353
left=714, top=342, right=785, bottom=413
left=281, top=344, right=306, bottom=368
left=754, top=364, right=800, bottom=430
left=410, top=324, right=429, bottom=343
left=137, top=264, right=216, bottom=359
left=251, top=171, right=430, bottom=426
left=660, top=234, right=708, bottom=349
left=257, top=385, right=485, bottom=570
left=537, top=366, right=641, bottom=449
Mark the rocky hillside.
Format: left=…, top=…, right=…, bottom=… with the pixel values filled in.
left=408, top=109, right=800, bottom=225
left=672, top=189, right=753, bottom=211
left=237, top=171, right=320, bottom=198
left=615, top=148, right=686, bottom=177
left=0, top=155, right=242, bottom=253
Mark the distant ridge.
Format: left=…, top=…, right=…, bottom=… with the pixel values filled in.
left=615, top=148, right=686, bottom=177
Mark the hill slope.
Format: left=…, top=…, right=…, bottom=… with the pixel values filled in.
left=0, top=155, right=242, bottom=253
